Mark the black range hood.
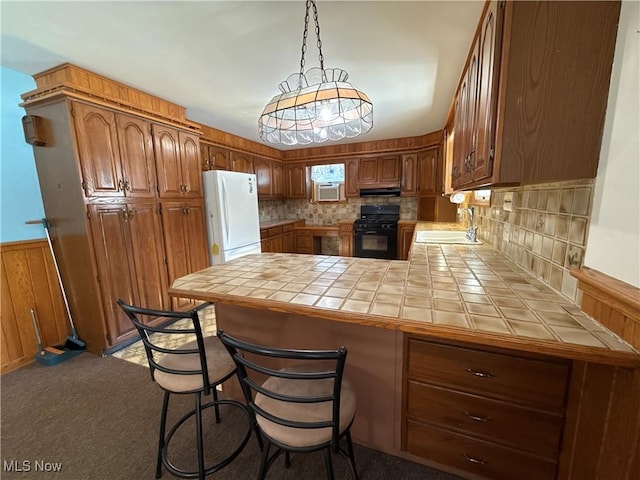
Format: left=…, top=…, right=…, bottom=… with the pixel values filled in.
left=359, top=187, right=401, bottom=197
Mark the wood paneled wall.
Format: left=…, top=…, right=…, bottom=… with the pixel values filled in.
left=558, top=267, right=640, bottom=479
left=1, top=240, right=69, bottom=373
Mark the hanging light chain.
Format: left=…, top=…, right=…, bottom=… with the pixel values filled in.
left=311, top=0, right=325, bottom=72
left=299, top=0, right=326, bottom=80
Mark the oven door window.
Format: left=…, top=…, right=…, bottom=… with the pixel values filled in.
left=361, top=234, right=388, bottom=252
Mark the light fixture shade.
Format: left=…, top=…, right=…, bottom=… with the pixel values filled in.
left=259, top=67, right=373, bottom=146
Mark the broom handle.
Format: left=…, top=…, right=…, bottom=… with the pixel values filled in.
left=30, top=309, right=45, bottom=355
left=26, top=218, right=78, bottom=337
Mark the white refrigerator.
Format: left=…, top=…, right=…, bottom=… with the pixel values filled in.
left=202, top=170, right=262, bottom=265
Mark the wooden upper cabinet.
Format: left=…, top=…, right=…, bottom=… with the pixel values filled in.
left=153, top=125, right=202, bottom=198
left=231, top=151, right=254, bottom=174
left=451, top=0, right=619, bottom=190
left=417, top=147, right=440, bottom=196
left=272, top=161, right=285, bottom=198
left=73, top=102, right=123, bottom=197
left=201, top=143, right=231, bottom=171
left=210, top=145, right=230, bottom=170
left=286, top=164, right=307, bottom=199
left=473, top=0, right=501, bottom=183
left=358, top=155, right=400, bottom=187
left=357, top=158, right=378, bottom=184
left=254, top=157, right=273, bottom=198
left=401, top=153, right=418, bottom=196
left=345, top=158, right=359, bottom=197
left=153, top=124, right=182, bottom=197
left=116, top=114, right=156, bottom=197
left=178, top=131, right=202, bottom=197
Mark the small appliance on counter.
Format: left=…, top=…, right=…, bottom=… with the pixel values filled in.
left=203, top=170, right=262, bottom=265
left=353, top=205, right=400, bottom=259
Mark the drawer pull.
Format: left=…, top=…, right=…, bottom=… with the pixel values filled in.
left=463, top=454, right=487, bottom=465
left=464, top=411, right=492, bottom=422
left=466, top=368, right=493, bottom=378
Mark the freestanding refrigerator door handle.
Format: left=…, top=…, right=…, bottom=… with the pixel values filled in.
left=221, top=177, right=231, bottom=244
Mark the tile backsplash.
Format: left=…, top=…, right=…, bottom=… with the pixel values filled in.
left=473, top=179, right=595, bottom=304
left=259, top=197, right=417, bottom=224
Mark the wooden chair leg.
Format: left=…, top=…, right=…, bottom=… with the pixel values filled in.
left=156, top=391, right=170, bottom=479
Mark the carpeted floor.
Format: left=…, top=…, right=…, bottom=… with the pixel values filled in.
left=1, top=353, right=463, bottom=479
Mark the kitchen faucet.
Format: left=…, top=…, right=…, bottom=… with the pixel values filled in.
left=459, top=207, right=478, bottom=243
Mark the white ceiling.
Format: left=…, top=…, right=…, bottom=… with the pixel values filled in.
left=1, top=1, right=484, bottom=150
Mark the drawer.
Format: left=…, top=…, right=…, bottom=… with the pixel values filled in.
left=260, top=228, right=269, bottom=239
left=267, top=226, right=283, bottom=237
left=407, top=339, right=569, bottom=411
left=407, top=381, right=563, bottom=459
left=282, top=223, right=294, bottom=232
left=406, top=421, right=557, bottom=480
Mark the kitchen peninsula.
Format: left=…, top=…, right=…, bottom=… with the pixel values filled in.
left=168, top=223, right=640, bottom=480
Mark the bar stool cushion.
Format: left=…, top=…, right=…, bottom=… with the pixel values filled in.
left=254, top=364, right=356, bottom=448
left=155, top=336, right=236, bottom=393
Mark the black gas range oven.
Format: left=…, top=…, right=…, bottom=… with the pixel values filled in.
left=353, top=205, right=400, bottom=260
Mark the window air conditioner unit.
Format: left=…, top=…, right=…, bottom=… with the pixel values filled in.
left=315, top=182, right=342, bottom=202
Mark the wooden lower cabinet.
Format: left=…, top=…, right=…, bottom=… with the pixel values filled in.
left=397, top=221, right=416, bottom=260
left=260, top=223, right=297, bottom=253
left=338, top=221, right=353, bottom=257
left=160, top=200, right=208, bottom=310
left=404, top=337, right=570, bottom=480
left=89, top=200, right=168, bottom=346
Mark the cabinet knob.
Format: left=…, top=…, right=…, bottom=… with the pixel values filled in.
left=118, top=179, right=125, bottom=191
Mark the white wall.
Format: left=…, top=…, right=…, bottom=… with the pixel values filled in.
left=584, top=1, right=640, bottom=288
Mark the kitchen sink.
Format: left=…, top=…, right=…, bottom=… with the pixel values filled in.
left=415, top=230, right=482, bottom=245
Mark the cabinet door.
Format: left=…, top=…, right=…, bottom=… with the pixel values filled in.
left=73, top=102, right=124, bottom=197
left=161, top=201, right=207, bottom=310
left=358, top=158, right=378, bottom=184
left=269, top=235, right=283, bottom=253
left=473, top=0, right=502, bottom=183
left=286, top=164, right=307, bottom=199
left=345, top=158, right=359, bottom=197
left=116, top=114, right=156, bottom=198
left=88, top=203, right=138, bottom=344
left=417, top=148, right=439, bottom=196
left=452, top=91, right=466, bottom=188
left=231, top=152, right=254, bottom=174
left=378, top=155, right=401, bottom=183
left=210, top=145, right=230, bottom=170
left=127, top=201, right=168, bottom=312
left=272, top=162, right=285, bottom=198
left=153, top=124, right=183, bottom=198
left=401, top=153, right=418, bottom=196
left=254, top=157, right=273, bottom=198
left=179, top=131, right=202, bottom=198
left=200, top=144, right=211, bottom=171
left=398, top=223, right=416, bottom=260
left=282, top=230, right=294, bottom=253
left=464, top=37, right=480, bottom=183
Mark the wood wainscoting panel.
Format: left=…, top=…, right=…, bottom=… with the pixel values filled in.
left=559, top=267, right=640, bottom=479
left=1, top=239, right=69, bottom=373
left=572, top=267, right=640, bottom=350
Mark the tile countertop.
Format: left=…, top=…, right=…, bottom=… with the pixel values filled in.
left=169, top=222, right=639, bottom=368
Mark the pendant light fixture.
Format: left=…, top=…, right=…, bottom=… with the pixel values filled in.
left=258, top=0, right=373, bottom=146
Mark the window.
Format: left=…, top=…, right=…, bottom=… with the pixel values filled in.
left=311, top=164, right=344, bottom=183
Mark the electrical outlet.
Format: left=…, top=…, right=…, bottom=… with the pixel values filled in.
left=503, top=192, right=514, bottom=212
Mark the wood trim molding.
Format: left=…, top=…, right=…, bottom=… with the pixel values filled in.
left=198, top=124, right=282, bottom=159
left=572, top=267, right=640, bottom=350
left=20, top=63, right=200, bottom=131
